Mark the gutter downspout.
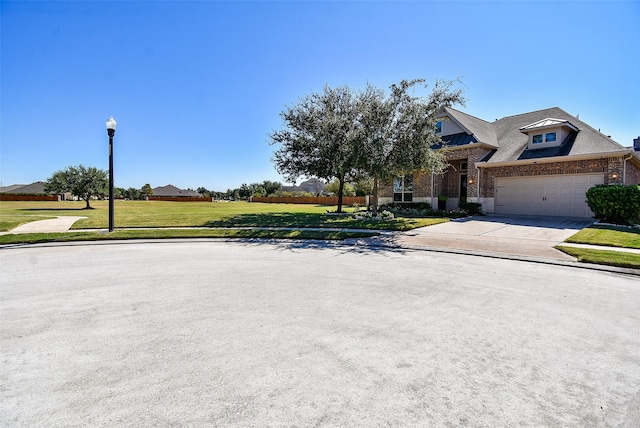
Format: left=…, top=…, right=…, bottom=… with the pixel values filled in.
left=623, top=153, right=633, bottom=184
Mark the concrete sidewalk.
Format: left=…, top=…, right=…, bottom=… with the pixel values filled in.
left=1, top=216, right=88, bottom=234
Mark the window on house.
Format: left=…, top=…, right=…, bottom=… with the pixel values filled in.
left=393, top=175, right=413, bottom=202
left=533, top=134, right=543, bottom=144
left=545, top=132, right=556, bottom=142
left=461, top=161, right=468, bottom=172
left=435, top=121, right=442, bottom=134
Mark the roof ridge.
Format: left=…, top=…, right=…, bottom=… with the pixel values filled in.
left=444, top=106, right=491, bottom=124
left=497, top=106, right=564, bottom=121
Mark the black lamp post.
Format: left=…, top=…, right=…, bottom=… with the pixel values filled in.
left=106, top=116, right=117, bottom=232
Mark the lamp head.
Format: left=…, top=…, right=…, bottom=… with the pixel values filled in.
left=106, top=116, right=117, bottom=136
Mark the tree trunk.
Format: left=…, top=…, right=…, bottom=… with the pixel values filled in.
left=337, top=176, right=345, bottom=213
left=84, top=197, right=92, bottom=209
left=372, top=175, right=379, bottom=215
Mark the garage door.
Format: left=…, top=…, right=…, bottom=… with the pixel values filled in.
left=495, top=173, right=604, bottom=217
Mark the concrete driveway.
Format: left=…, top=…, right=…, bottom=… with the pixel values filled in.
left=397, top=214, right=595, bottom=261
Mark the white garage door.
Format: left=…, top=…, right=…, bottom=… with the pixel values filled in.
left=495, top=173, right=604, bottom=217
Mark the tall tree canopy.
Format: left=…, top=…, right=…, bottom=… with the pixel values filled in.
left=356, top=79, right=465, bottom=213
left=44, top=165, right=108, bottom=209
left=270, top=79, right=464, bottom=213
left=270, top=84, right=360, bottom=212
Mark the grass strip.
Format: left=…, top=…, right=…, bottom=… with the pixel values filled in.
left=0, top=228, right=379, bottom=245
left=0, top=201, right=448, bottom=231
left=565, top=225, right=640, bottom=249
left=556, top=246, right=640, bottom=270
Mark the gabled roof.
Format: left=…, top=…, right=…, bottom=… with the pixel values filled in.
left=152, top=184, right=203, bottom=198
left=441, top=107, right=631, bottom=164
left=0, top=184, right=28, bottom=193
left=489, top=107, right=627, bottom=163
left=441, top=107, right=498, bottom=148
left=0, top=182, right=47, bottom=194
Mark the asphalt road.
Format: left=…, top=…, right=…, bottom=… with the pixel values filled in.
left=1, top=240, right=639, bottom=427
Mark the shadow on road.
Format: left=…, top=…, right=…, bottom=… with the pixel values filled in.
left=234, top=232, right=409, bottom=256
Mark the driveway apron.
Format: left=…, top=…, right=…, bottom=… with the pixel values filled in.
left=397, top=215, right=595, bottom=261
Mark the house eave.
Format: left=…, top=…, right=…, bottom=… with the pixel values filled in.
left=437, top=142, right=497, bottom=151
left=475, top=150, right=634, bottom=168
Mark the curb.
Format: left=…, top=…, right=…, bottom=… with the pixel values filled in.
left=2, top=233, right=639, bottom=277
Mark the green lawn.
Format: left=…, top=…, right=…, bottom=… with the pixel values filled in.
left=0, top=200, right=448, bottom=238
left=556, top=247, right=640, bottom=270
left=0, top=228, right=379, bottom=246
left=565, top=225, right=640, bottom=249
left=559, top=225, right=640, bottom=270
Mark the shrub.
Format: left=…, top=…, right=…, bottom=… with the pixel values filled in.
left=586, top=184, right=640, bottom=224
left=380, top=202, right=471, bottom=219
left=459, top=202, right=484, bottom=216
left=353, top=210, right=394, bottom=221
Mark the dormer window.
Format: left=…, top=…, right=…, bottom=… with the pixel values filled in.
left=532, top=132, right=557, bottom=144
left=520, top=118, right=578, bottom=150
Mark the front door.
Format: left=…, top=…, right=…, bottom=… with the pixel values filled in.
left=460, top=174, right=468, bottom=205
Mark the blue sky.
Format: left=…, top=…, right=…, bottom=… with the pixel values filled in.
left=2, top=0, right=638, bottom=191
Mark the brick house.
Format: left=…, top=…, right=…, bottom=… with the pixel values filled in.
left=379, top=107, right=640, bottom=217
left=151, top=185, right=204, bottom=198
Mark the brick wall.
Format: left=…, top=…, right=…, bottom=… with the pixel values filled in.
left=379, top=172, right=433, bottom=199
left=625, top=159, right=640, bottom=185
left=376, top=150, right=636, bottom=202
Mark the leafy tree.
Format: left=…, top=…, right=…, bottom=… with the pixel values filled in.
left=353, top=178, right=373, bottom=197
left=325, top=179, right=355, bottom=196
left=124, top=187, right=141, bottom=200
left=356, top=79, right=465, bottom=213
left=140, top=183, right=154, bottom=199
left=270, top=84, right=360, bottom=212
left=249, top=185, right=265, bottom=197
left=196, top=187, right=211, bottom=198
left=238, top=183, right=254, bottom=199
left=261, top=180, right=282, bottom=195
left=45, top=165, right=108, bottom=209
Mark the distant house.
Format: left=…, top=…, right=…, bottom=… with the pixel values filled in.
left=0, top=181, right=60, bottom=201
left=379, top=106, right=640, bottom=217
left=281, top=178, right=326, bottom=195
left=0, top=181, right=48, bottom=194
left=151, top=184, right=204, bottom=199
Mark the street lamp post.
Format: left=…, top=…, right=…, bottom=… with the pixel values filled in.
left=106, top=116, right=117, bottom=232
